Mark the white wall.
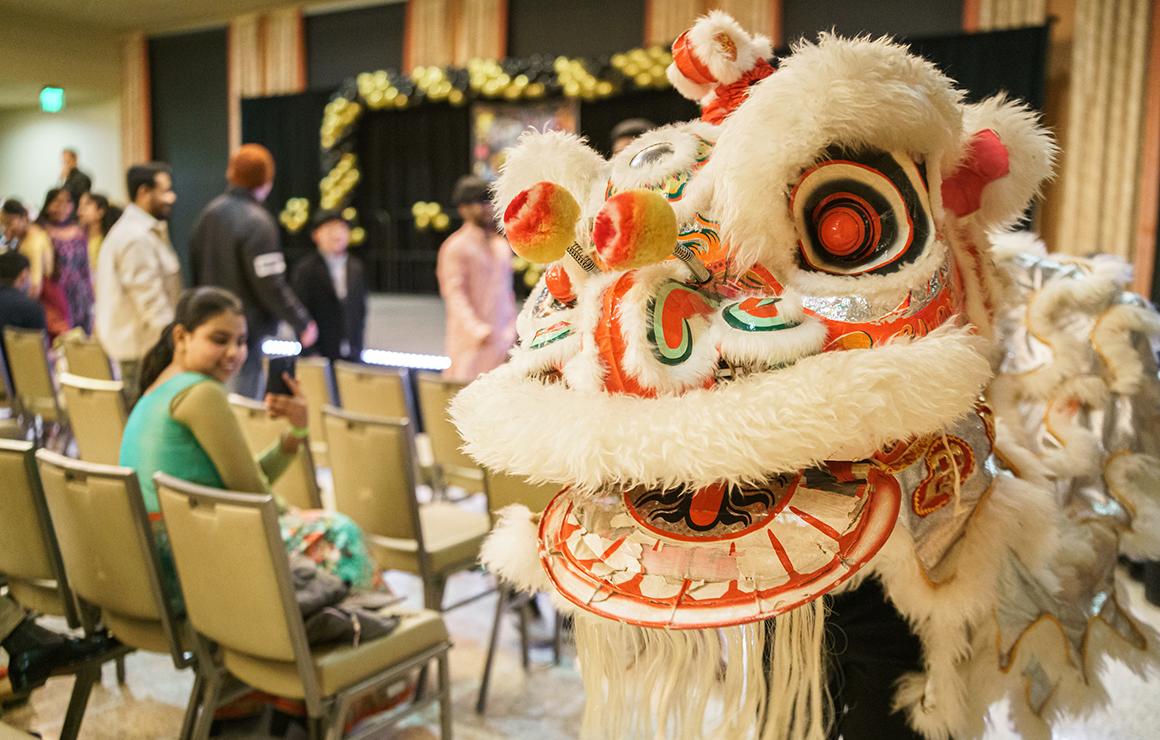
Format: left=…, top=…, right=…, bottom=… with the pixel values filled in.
left=0, top=98, right=125, bottom=211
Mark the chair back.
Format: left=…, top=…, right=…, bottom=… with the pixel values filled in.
left=483, top=470, right=561, bottom=522
left=154, top=474, right=317, bottom=689
left=61, top=334, right=113, bottom=380
left=35, top=450, right=189, bottom=667
left=416, top=373, right=482, bottom=490
left=323, top=406, right=423, bottom=546
left=334, top=361, right=412, bottom=420
left=59, top=373, right=127, bottom=465
left=228, top=394, right=322, bottom=510
left=0, top=440, right=77, bottom=626
left=2, top=327, right=60, bottom=422
left=295, top=356, right=334, bottom=465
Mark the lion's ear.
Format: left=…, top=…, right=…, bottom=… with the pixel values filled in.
left=942, top=95, right=1056, bottom=226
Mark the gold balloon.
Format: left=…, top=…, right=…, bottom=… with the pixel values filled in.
left=623, top=63, right=640, bottom=77
left=525, top=82, right=545, bottom=98
left=563, top=81, right=580, bottom=97
left=432, top=213, right=450, bottom=230
left=634, top=72, right=652, bottom=87
left=342, top=207, right=357, bottom=220
left=523, top=270, right=539, bottom=288
left=611, top=53, right=627, bottom=68
left=350, top=227, right=366, bottom=245
left=596, top=80, right=614, bottom=96
left=415, top=214, right=430, bottom=230
left=411, top=201, right=426, bottom=218
left=394, top=94, right=409, bottom=108
left=449, top=89, right=465, bottom=105
left=503, top=85, right=521, bottom=100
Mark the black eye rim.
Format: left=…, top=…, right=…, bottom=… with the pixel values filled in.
left=790, top=148, right=931, bottom=276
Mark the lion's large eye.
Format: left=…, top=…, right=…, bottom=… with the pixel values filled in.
left=791, top=149, right=931, bottom=276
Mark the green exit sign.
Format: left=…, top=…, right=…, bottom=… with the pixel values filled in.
left=40, top=86, right=64, bottom=113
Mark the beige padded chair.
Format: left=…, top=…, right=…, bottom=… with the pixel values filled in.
left=476, top=470, right=564, bottom=714
left=323, top=406, right=490, bottom=611
left=58, top=373, right=127, bottom=465
left=296, top=357, right=335, bottom=467
left=60, top=334, right=113, bottom=380
left=2, top=327, right=63, bottom=437
left=416, top=373, right=484, bottom=496
left=227, top=394, right=323, bottom=511
left=154, top=473, right=453, bottom=740
left=35, top=450, right=202, bottom=739
left=334, top=361, right=412, bottom=420
left=0, top=441, right=130, bottom=739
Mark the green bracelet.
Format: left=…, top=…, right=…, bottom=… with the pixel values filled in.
left=288, top=425, right=310, bottom=439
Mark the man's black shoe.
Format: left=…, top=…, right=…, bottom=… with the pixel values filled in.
left=6, top=633, right=120, bottom=694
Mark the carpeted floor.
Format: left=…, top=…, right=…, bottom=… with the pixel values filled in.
left=4, top=569, right=1158, bottom=739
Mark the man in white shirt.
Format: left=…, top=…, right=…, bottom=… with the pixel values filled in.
left=95, top=162, right=181, bottom=401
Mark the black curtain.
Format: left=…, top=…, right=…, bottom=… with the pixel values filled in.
left=241, top=91, right=331, bottom=267
left=150, top=29, right=229, bottom=281
left=906, top=25, right=1050, bottom=110
left=580, top=90, right=701, bottom=157
left=354, top=105, right=472, bottom=294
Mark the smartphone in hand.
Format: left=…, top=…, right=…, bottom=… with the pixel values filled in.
left=265, top=355, right=297, bottom=396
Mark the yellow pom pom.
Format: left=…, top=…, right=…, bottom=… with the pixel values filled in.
left=593, top=189, right=677, bottom=270
left=502, top=181, right=581, bottom=264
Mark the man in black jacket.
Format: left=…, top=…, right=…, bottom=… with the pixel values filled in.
left=291, top=211, right=367, bottom=363
left=189, top=144, right=317, bottom=397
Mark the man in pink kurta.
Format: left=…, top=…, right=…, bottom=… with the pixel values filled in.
left=436, top=176, right=516, bottom=381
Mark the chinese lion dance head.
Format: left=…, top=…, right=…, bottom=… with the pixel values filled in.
left=452, top=11, right=1159, bottom=740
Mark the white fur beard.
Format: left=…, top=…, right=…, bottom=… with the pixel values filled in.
left=573, top=601, right=829, bottom=740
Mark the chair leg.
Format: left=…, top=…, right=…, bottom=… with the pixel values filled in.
left=476, top=588, right=507, bottom=714
left=115, top=654, right=127, bottom=685
left=323, top=696, right=351, bottom=740
left=517, top=594, right=530, bottom=671
left=59, top=665, right=100, bottom=740
left=438, top=652, right=453, bottom=740
left=424, top=574, right=446, bottom=611
left=178, top=671, right=205, bottom=740
left=190, top=671, right=223, bottom=740
left=552, top=609, right=564, bottom=666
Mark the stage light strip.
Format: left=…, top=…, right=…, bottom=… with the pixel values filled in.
left=260, top=340, right=451, bottom=371
left=361, top=348, right=451, bottom=371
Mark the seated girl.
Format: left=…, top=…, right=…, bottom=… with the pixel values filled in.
left=120, top=287, right=376, bottom=606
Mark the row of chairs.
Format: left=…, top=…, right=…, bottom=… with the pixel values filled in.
left=2, top=330, right=565, bottom=728
left=0, top=439, right=452, bottom=739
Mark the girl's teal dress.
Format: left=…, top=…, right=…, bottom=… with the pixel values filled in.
left=120, top=372, right=375, bottom=609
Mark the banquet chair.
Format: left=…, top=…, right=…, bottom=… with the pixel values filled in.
left=0, top=440, right=131, bottom=739
left=323, top=405, right=491, bottom=611
left=415, top=373, right=484, bottom=498
left=333, top=361, right=412, bottom=420
left=154, top=473, right=453, bottom=740
left=227, top=394, right=323, bottom=511
left=475, top=470, right=565, bottom=714
left=60, top=333, right=113, bottom=381
left=295, top=356, right=335, bottom=468
left=35, top=450, right=203, bottom=739
left=2, top=327, right=65, bottom=446
left=58, top=373, right=127, bottom=465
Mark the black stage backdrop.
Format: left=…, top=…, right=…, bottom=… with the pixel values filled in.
left=241, top=91, right=331, bottom=268
left=150, top=29, right=229, bottom=280
left=242, top=25, right=1048, bottom=294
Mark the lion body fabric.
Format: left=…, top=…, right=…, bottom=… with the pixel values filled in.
left=452, top=12, right=1160, bottom=739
